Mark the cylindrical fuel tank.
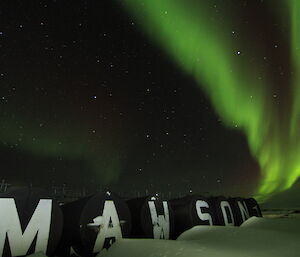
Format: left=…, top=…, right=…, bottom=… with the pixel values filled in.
left=126, top=196, right=175, bottom=240
left=169, top=195, right=217, bottom=238
left=244, top=197, right=263, bottom=217
left=56, top=191, right=131, bottom=257
left=210, top=196, right=236, bottom=226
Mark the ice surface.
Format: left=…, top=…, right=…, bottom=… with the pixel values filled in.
left=98, top=216, right=300, bottom=257
left=241, top=216, right=300, bottom=235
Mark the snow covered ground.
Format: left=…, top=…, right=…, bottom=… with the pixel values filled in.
left=97, top=214, right=300, bottom=257
left=27, top=213, right=300, bottom=257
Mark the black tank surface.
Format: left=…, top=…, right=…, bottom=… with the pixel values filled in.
left=126, top=196, right=175, bottom=240
left=228, top=197, right=253, bottom=226
left=210, top=196, right=236, bottom=226
left=169, top=195, right=217, bottom=239
left=56, top=191, right=131, bottom=257
left=244, top=197, right=263, bottom=217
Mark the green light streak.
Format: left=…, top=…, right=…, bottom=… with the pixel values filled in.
left=121, top=0, right=300, bottom=201
left=0, top=109, right=123, bottom=184
left=287, top=0, right=300, bottom=191
left=289, top=0, right=300, bottom=137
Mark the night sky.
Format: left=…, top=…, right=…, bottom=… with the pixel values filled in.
left=1, top=0, right=296, bottom=199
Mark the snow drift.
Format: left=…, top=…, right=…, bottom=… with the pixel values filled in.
left=96, top=216, right=300, bottom=257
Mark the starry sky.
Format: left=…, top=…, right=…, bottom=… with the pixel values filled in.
left=1, top=0, right=295, bottom=199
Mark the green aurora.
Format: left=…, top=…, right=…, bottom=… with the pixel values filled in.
left=0, top=82, right=125, bottom=184
left=121, top=0, right=300, bottom=201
